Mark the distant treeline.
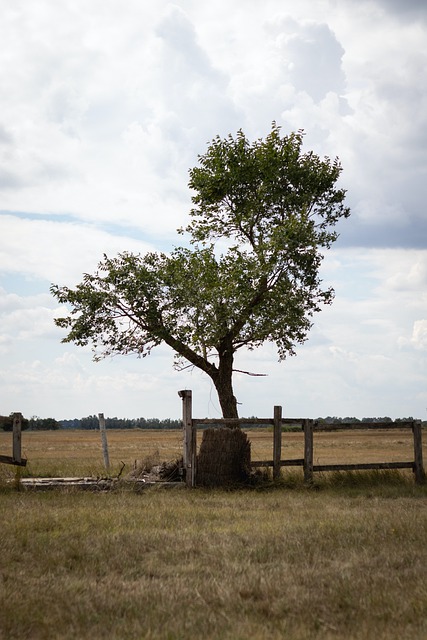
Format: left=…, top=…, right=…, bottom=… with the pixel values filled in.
left=0, top=414, right=181, bottom=431
left=317, top=416, right=416, bottom=424
left=0, top=413, right=423, bottom=432
left=60, top=416, right=182, bottom=430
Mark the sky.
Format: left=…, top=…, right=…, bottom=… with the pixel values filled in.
left=1, top=0, right=427, bottom=421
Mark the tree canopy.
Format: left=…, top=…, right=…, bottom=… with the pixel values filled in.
left=51, top=124, right=350, bottom=418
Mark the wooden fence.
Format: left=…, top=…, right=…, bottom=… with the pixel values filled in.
left=178, top=390, right=425, bottom=487
left=0, top=412, right=27, bottom=467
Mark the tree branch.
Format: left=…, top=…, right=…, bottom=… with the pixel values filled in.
left=233, top=369, right=268, bottom=377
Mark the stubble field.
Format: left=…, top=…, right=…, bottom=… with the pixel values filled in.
left=0, top=428, right=426, bottom=639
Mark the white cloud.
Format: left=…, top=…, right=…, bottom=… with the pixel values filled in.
left=0, top=215, right=154, bottom=284
left=0, top=0, right=427, bottom=420
left=399, top=320, right=427, bottom=351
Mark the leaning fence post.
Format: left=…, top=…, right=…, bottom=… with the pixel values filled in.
left=303, top=419, right=314, bottom=484
left=98, top=413, right=110, bottom=474
left=179, top=390, right=196, bottom=487
left=12, top=412, right=22, bottom=465
left=273, top=405, right=282, bottom=480
left=412, top=420, right=425, bottom=484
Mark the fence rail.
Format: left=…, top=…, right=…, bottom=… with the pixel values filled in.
left=178, top=390, right=425, bottom=487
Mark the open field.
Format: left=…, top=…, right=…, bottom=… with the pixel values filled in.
left=0, top=427, right=425, bottom=480
left=1, top=428, right=427, bottom=639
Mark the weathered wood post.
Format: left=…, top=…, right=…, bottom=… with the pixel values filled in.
left=412, top=420, right=425, bottom=484
left=12, top=412, right=22, bottom=465
left=303, top=419, right=314, bottom=484
left=98, top=413, right=110, bottom=474
left=12, top=412, right=23, bottom=488
left=179, top=390, right=196, bottom=487
left=273, top=405, right=282, bottom=480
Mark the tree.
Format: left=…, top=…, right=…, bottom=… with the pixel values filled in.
left=29, top=416, right=60, bottom=430
left=0, top=414, right=29, bottom=431
left=51, top=124, right=350, bottom=419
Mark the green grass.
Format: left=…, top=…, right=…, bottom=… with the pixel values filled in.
left=1, top=481, right=427, bottom=639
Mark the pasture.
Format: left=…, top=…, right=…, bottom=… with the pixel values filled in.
left=1, top=428, right=427, bottom=639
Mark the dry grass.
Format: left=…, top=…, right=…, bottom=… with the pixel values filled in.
left=1, top=485, right=427, bottom=639
left=0, top=427, right=423, bottom=480
left=0, top=429, right=184, bottom=479
left=0, top=428, right=427, bottom=639
left=250, top=427, right=422, bottom=464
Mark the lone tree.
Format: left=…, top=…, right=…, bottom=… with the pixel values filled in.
left=51, top=124, right=350, bottom=419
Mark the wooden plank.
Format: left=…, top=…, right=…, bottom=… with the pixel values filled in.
left=273, top=406, right=282, bottom=480
left=312, top=462, right=414, bottom=472
left=251, top=459, right=304, bottom=468
left=98, top=413, right=110, bottom=473
left=19, top=478, right=184, bottom=490
left=251, top=460, right=274, bottom=467
left=0, top=454, right=27, bottom=467
left=178, top=390, right=195, bottom=487
left=190, top=421, right=197, bottom=488
left=280, top=458, right=305, bottom=467
left=190, top=417, right=306, bottom=427
left=12, top=413, right=22, bottom=464
left=192, top=417, right=274, bottom=426
left=303, top=419, right=314, bottom=483
left=412, top=420, right=426, bottom=484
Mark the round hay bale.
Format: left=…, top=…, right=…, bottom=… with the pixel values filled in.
left=196, top=427, right=251, bottom=487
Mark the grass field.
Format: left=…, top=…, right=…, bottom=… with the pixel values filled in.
left=1, top=428, right=427, bottom=639
left=0, top=427, right=424, bottom=479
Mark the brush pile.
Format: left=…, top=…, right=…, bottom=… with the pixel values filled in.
left=129, top=451, right=183, bottom=483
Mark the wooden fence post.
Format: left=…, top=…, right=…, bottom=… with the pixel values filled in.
left=12, top=412, right=22, bottom=465
left=412, top=420, right=425, bottom=484
left=273, top=405, right=282, bottom=480
left=303, top=419, right=314, bottom=484
left=179, top=390, right=196, bottom=487
left=98, top=413, right=110, bottom=474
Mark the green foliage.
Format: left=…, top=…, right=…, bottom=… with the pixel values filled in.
left=51, top=124, right=350, bottom=417
left=186, top=125, right=348, bottom=251
left=0, top=414, right=29, bottom=431
left=29, top=417, right=60, bottom=430
left=0, top=416, right=13, bottom=432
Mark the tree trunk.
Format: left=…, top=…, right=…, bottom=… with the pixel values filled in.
left=213, top=344, right=239, bottom=420
left=215, top=379, right=238, bottom=420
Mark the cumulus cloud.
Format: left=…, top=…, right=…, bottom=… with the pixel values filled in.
left=399, top=320, right=427, bottom=351
left=0, top=214, right=154, bottom=284
left=275, top=19, right=347, bottom=104
left=0, top=288, right=66, bottom=357
left=410, top=321, right=427, bottom=350
left=1, top=1, right=425, bottom=246
left=1, top=0, right=427, bottom=419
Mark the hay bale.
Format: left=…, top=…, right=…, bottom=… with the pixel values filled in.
left=196, top=427, right=251, bottom=487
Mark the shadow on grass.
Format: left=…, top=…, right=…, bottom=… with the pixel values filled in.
left=1, top=466, right=426, bottom=499
left=240, top=468, right=427, bottom=498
